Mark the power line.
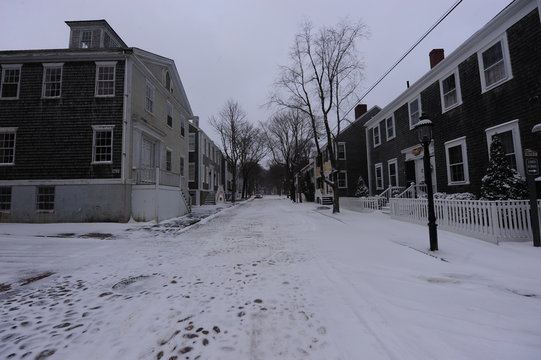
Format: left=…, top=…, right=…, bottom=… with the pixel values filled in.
left=344, top=0, right=463, bottom=118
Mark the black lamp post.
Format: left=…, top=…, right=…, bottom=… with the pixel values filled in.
left=415, top=114, right=438, bottom=251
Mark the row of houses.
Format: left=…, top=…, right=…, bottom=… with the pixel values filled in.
left=301, top=0, right=541, bottom=204
left=0, top=19, right=235, bottom=223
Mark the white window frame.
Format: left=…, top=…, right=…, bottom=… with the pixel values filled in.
left=372, top=123, right=381, bottom=147
left=145, top=80, right=155, bottom=113
left=478, top=34, right=513, bottom=93
left=36, top=186, right=55, bottom=212
left=94, top=62, right=116, bottom=97
left=0, top=127, right=17, bottom=165
left=337, top=142, right=346, bottom=160
left=485, top=119, right=524, bottom=176
left=180, top=117, right=185, bottom=137
left=165, top=148, right=172, bottom=172
left=166, top=101, right=173, bottom=128
left=385, top=116, right=395, bottom=141
left=408, top=97, right=421, bottom=129
left=189, top=133, right=195, bottom=152
left=91, top=125, right=114, bottom=164
left=375, top=163, right=384, bottom=190
left=337, top=171, right=348, bottom=189
left=180, top=156, right=185, bottom=177
left=1, top=64, right=22, bottom=100
left=439, top=69, right=462, bottom=113
left=387, top=158, right=398, bottom=187
left=80, top=30, right=92, bottom=48
left=42, top=63, right=63, bottom=99
left=444, top=136, right=469, bottom=185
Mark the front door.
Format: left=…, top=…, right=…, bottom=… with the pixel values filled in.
left=405, top=161, right=416, bottom=185
left=414, top=156, right=437, bottom=191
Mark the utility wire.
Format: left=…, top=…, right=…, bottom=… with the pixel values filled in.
left=343, top=0, right=463, bottom=118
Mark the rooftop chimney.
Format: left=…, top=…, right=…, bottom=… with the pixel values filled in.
left=190, top=116, right=199, bottom=127
left=354, top=104, right=368, bottom=120
left=429, top=49, right=445, bottom=69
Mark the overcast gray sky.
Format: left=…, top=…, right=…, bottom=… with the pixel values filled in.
left=1, top=0, right=512, bottom=143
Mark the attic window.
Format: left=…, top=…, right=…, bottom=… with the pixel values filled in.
left=80, top=31, right=92, bottom=48
left=165, top=71, right=172, bottom=92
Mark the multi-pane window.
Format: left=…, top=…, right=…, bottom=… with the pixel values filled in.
left=479, top=37, right=511, bottom=90
left=409, top=98, right=421, bottom=128
left=42, top=64, right=63, bottom=98
left=445, top=137, right=469, bottom=185
left=496, top=131, right=517, bottom=170
left=375, top=163, right=383, bottom=190
left=36, top=186, right=55, bottom=211
left=145, top=81, right=155, bottom=113
left=385, top=116, right=395, bottom=140
left=0, top=187, right=11, bottom=212
left=166, top=150, right=172, bottom=171
left=80, top=31, right=92, bottom=48
left=1, top=65, right=21, bottom=99
left=338, top=171, right=347, bottom=188
left=189, top=133, right=195, bottom=152
left=180, top=156, right=185, bottom=177
left=337, top=142, right=346, bottom=160
left=388, top=159, right=398, bottom=187
left=372, top=124, right=381, bottom=147
left=92, top=125, right=114, bottom=163
left=167, top=101, right=173, bottom=127
left=95, top=62, right=115, bottom=97
left=485, top=120, right=523, bottom=176
left=0, top=129, right=16, bottom=165
left=188, top=163, right=195, bottom=181
left=440, top=71, right=461, bottom=111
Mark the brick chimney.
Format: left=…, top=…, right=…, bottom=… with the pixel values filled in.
left=429, top=49, right=445, bottom=69
left=354, top=104, right=368, bottom=119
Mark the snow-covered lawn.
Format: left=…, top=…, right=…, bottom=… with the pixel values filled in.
left=1, top=196, right=540, bottom=359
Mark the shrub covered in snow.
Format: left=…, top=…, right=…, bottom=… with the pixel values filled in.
left=433, top=192, right=477, bottom=200
left=355, top=176, right=369, bottom=197
left=480, top=136, right=528, bottom=200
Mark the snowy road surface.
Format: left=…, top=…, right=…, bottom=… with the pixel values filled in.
left=1, top=196, right=540, bottom=359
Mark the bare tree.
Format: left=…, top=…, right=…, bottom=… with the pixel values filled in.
left=270, top=19, right=367, bottom=213
left=263, top=109, right=313, bottom=201
left=237, top=123, right=267, bottom=198
left=210, top=100, right=247, bottom=203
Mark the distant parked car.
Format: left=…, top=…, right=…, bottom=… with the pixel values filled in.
left=254, top=194, right=263, bottom=199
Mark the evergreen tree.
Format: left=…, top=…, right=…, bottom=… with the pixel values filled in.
left=355, top=176, right=369, bottom=197
left=480, top=135, right=528, bottom=200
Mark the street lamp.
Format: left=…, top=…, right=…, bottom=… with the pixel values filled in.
left=415, top=114, right=438, bottom=251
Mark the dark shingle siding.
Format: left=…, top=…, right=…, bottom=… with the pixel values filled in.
left=0, top=60, right=125, bottom=180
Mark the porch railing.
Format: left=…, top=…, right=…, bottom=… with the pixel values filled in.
left=133, top=168, right=181, bottom=187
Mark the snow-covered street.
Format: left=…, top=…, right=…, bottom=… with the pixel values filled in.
left=1, top=196, right=540, bottom=360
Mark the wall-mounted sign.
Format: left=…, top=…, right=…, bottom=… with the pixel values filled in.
left=526, top=158, right=539, bottom=176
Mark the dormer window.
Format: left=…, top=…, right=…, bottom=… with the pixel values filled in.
left=80, top=31, right=92, bottom=48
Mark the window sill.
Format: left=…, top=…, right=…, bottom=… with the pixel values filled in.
left=0, top=97, right=19, bottom=100
left=95, top=94, right=115, bottom=98
left=441, top=102, right=462, bottom=114
left=386, top=135, right=396, bottom=141
left=481, top=76, right=512, bottom=94
left=36, top=210, right=54, bottom=213
left=448, top=181, right=470, bottom=186
left=91, top=161, right=113, bottom=165
left=0, top=163, right=15, bottom=166
left=41, top=96, right=61, bottom=100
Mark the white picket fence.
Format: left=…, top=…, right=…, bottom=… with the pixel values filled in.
left=390, top=198, right=541, bottom=244
left=358, top=197, right=386, bottom=210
